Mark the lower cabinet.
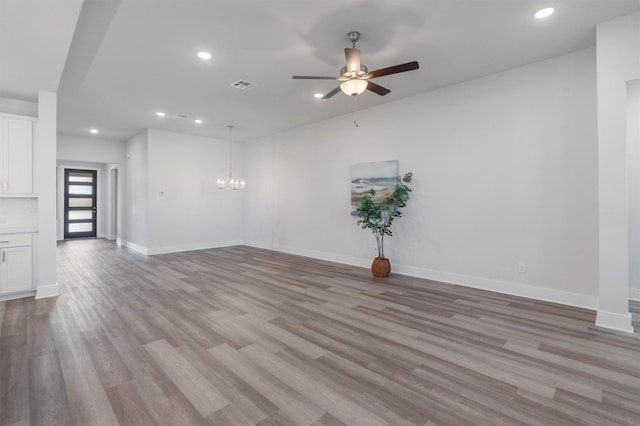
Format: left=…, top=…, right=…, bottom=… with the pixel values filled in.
left=0, top=233, right=33, bottom=296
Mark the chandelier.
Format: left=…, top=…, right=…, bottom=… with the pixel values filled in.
left=217, top=125, right=245, bottom=190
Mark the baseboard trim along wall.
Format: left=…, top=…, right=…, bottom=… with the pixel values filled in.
left=147, top=240, right=244, bottom=255
left=1, top=290, right=36, bottom=302
left=595, top=310, right=634, bottom=333
left=123, top=240, right=244, bottom=256
left=244, top=240, right=371, bottom=270
left=123, top=241, right=148, bottom=255
left=35, top=282, right=59, bottom=299
left=243, top=241, right=599, bottom=311
left=629, top=287, right=640, bottom=301
left=395, top=263, right=599, bottom=311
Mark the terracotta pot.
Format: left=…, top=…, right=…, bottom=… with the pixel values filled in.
left=371, top=257, right=391, bottom=277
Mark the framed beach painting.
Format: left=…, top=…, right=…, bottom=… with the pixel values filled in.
left=350, top=160, right=399, bottom=215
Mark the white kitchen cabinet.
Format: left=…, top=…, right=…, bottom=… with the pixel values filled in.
left=0, top=233, right=33, bottom=296
left=0, top=115, right=34, bottom=195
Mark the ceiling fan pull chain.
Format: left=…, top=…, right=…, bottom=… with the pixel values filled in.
left=353, top=95, right=359, bottom=128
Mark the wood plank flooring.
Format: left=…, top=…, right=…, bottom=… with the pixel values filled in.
left=1, top=239, right=639, bottom=425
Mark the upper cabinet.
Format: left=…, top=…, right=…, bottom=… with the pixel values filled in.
left=0, top=115, right=34, bottom=196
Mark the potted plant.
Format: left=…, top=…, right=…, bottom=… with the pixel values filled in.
left=356, top=172, right=413, bottom=277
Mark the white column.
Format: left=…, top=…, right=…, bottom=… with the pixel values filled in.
left=629, top=82, right=640, bottom=301
left=35, top=90, right=58, bottom=298
left=595, top=12, right=640, bottom=332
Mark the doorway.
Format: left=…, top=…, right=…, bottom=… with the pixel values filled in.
left=64, top=169, right=97, bottom=239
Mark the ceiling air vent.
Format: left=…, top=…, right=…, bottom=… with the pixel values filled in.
left=231, top=80, right=256, bottom=90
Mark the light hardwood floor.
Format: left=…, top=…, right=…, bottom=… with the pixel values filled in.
left=1, top=239, right=639, bottom=425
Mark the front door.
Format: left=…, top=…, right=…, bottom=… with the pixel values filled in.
left=64, top=169, right=97, bottom=239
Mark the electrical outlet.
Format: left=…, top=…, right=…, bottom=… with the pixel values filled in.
left=518, top=262, right=526, bottom=274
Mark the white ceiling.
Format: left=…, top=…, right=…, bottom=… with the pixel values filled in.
left=3, top=0, right=640, bottom=142
left=0, top=0, right=83, bottom=100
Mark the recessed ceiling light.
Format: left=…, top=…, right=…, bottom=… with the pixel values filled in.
left=194, top=119, right=203, bottom=124
left=534, top=7, right=555, bottom=19
left=89, top=129, right=98, bottom=134
left=156, top=111, right=166, bottom=117
left=314, top=93, right=324, bottom=99
left=197, top=51, right=212, bottom=60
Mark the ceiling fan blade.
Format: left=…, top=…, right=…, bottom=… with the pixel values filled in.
left=345, top=48, right=361, bottom=74
left=292, top=75, right=339, bottom=80
left=322, top=87, right=342, bottom=99
left=366, top=81, right=390, bottom=96
left=367, top=61, right=419, bottom=79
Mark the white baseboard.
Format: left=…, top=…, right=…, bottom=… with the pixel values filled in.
left=116, top=238, right=122, bottom=246
left=629, top=287, right=640, bottom=301
left=35, top=282, right=59, bottom=299
left=242, top=241, right=598, bottom=311
left=123, top=241, right=149, bottom=255
left=595, top=310, right=634, bottom=333
left=122, top=240, right=244, bottom=256
left=395, top=263, right=598, bottom=310
left=106, top=234, right=117, bottom=240
left=0, top=290, right=36, bottom=301
left=244, top=240, right=370, bottom=269
left=147, top=240, right=244, bottom=255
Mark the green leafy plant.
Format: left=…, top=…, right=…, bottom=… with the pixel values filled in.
left=356, top=172, right=413, bottom=259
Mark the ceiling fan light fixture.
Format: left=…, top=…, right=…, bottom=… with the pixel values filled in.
left=534, top=7, right=555, bottom=19
left=340, top=79, right=368, bottom=96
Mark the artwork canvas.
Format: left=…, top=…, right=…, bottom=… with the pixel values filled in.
left=350, top=160, right=399, bottom=215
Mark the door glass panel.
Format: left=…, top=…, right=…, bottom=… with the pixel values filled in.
left=68, top=210, right=93, bottom=220
left=68, top=223, right=93, bottom=233
left=68, top=185, right=93, bottom=195
left=68, top=197, right=93, bottom=207
left=68, top=172, right=94, bottom=183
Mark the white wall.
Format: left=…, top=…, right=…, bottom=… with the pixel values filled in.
left=596, top=12, right=640, bottom=332
left=243, top=47, right=599, bottom=309
left=628, top=80, right=640, bottom=301
left=124, top=129, right=149, bottom=252
left=57, top=134, right=125, bottom=164
left=146, top=129, right=244, bottom=254
left=0, top=96, right=37, bottom=117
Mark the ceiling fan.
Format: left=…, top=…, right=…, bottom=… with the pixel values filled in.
left=292, top=31, right=419, bottom=99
